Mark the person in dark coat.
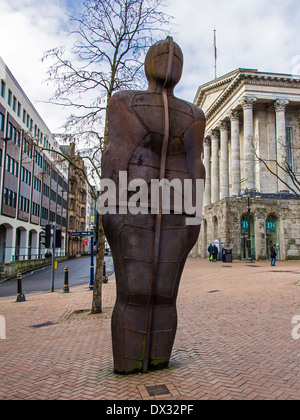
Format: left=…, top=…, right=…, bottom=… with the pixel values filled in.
left=271, top=245, right=277, bottom=266
left=212, top=245, right=218, bottom=262
left=208, top=244, right=213, bottom=261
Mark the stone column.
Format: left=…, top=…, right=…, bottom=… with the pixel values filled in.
left=243, top=97, right=256, bottom=190
left=230, top=110, right=241, bottom=196
left=203, top=137, right=211, bottom=207
left=220, top=120, right=229, bottom=199
left=275, top=100, right=289, bottom=192
left=211, top=129, right=220, bottom=203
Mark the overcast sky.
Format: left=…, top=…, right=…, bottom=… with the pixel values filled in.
left=1, top=0, right=300, bottom=133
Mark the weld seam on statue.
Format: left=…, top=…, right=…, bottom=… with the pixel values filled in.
left=143, top=36, right=174, bottom=373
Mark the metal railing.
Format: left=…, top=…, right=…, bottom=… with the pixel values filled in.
left=0, top=247, right=65, bottom=264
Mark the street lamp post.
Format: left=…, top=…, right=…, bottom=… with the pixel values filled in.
left=244, top=187, right=260, bottom=263
left=246, top=193, right=252, bottom=263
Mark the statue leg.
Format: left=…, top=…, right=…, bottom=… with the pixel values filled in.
left=148, top=215, right=200, bottom=370
left=103, top=213, right=199, bottom=374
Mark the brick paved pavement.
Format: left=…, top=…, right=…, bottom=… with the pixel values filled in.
left=0, top=258, right=300, bottom=400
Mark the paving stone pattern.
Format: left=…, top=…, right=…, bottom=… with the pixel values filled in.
left=0, top=259, right=300, bottom=400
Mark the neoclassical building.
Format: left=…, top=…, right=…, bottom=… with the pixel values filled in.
left=192, top=68, right=300, bottom=260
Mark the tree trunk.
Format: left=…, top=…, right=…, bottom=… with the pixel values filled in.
left=91, top=213, right=105, bottom=314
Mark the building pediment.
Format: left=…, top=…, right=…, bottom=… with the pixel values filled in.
left=195, top=68, right=300, bottom=122
left=195, top=69, right=243, bottom=112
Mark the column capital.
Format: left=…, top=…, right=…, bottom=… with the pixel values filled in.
left=220, top=120, right=229, bottom=131
left=210, top=129, right=220, bottom=140
left=274, top=99, right=289, bottom=112
left=230, top=110, right=240, bottom=121
left=243, top=97, right=257, bottom=110
left=203, top=137, right=211, bottom=147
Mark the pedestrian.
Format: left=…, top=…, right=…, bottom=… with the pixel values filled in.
left=212, top=244, right=218, bottom=262
left=208, top=244, right=213, bottom=262
left=271, top=245, right=277, bottom=266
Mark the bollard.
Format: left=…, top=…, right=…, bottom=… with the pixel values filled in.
left=103, top=261, right=108, bottom=283
left=16, top=272, right=26, bottom=302
left=63, top=267, right=69, bottom=293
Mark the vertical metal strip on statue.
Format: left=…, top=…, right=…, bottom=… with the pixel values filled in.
left=143, top=37, right=174, bottom=372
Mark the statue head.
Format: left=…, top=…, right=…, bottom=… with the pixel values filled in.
left=144, top=37, right=183, bottom=93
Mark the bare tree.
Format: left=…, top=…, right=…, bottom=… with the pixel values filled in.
left=42, top=0, right=173, bottom=313
left=253, top=146, right=300, bottom=198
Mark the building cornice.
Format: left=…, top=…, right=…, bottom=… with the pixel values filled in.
left=195, top=69, right=300, bottom=123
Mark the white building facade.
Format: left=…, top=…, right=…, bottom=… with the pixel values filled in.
left=192, top=68, right=300, bottom=260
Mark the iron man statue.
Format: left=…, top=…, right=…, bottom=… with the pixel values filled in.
left=101, top=37, right=206, bottom=374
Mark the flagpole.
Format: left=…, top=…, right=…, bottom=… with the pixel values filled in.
left=214, top=28, right=217, bottom=79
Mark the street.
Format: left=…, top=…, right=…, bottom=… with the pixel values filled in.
left=0, top=255, right=114, bottom=298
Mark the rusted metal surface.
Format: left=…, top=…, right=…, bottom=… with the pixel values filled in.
left=102, top=37, right=206, bottom=374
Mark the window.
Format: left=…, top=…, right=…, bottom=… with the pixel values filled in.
left=4, top=188, right=8, bottom=205
left=50, top=189, right=56, bottom=202
left=11, top=127, right=20, bottom=145
left=0, top=113, right=4, bottom=132
left=51, top=169, right=57, bottom=182
left=0, top=80, right=5, bottom=98
left=6, top=155, right=10, bottom=171
left=15, top=130, right=20, bottom=146
left=17, top=102, right=21, bottom=117
left=32, top=202, right=40, bottom=217
left=33, top=177, right=41, bottom=192
left=12, top=126, right=16, bottom=143
left=14, top=161, right=19, bottom=177
left=12, top=192, right=17, bottom=208
left=23, top=109, right=26, bottom=124
left=42, top=207, right=49, bottom=220
left=34, top=152, right=43, bottom=168
left=12, top=96, right=16, bottom=112
left=5, top=155, right=17, bottom=176
left=10, top=157, right=14, bottom=174
left=42, top=183, right=49, bottom=197
left=7, top=89, right=12, bottom=106
left=4, top=188, right=17, bottom=208
left=21, top=166, right=31, bottom=185
left=7, top=122, right=12, bottom=139
left=19, top=196, right=29, bottom=213
left=286, top=127, right=293, bottom=171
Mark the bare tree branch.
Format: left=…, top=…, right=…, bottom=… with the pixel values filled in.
left=41, top=0, right=173, bottom=314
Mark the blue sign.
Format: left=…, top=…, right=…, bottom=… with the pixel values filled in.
left=241, top=220, right=248, bottom=230
left=266, top=221, right=275, bottom=231
left=70, top=231, right=92, bottom=237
